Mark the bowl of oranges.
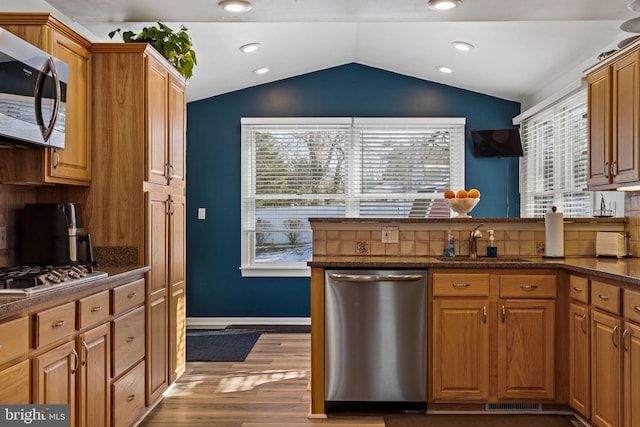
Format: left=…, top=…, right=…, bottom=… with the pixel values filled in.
left=443, top=189, right=480, bottom=218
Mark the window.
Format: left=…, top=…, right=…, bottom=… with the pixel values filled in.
left=241, top=117, right=466, bottom=277
left=520, top=89, right=592, bottom=217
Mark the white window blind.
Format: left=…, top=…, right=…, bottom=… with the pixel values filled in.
left=520, top=89, right=591, bottom=217
left=241, top=117, right=466, bottom=277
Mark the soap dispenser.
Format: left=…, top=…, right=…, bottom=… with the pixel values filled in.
left=487, top=230, right=497, bottom=257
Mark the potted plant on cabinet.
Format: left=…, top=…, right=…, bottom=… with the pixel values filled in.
left=109, top=22, right=197, bottom=80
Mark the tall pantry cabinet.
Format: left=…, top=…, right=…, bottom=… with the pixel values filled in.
left=86, top=43, right=187, bottom=406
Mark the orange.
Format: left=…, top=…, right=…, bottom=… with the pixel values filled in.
left=468, top=188, right=480, bottom=199
left=456, top=189, right=468, bottom=198
left=444, top=190, right=456, bottom=199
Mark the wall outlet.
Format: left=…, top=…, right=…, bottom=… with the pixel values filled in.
left=0, top=226, right=6, bottom=250
left=381, top=226, right=399, bottom=243
left=197, top=207, right=206, bottom=220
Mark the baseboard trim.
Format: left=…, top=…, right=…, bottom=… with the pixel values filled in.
left=186, top=317, right=311, bottom=329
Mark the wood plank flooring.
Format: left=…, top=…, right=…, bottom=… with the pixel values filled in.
left=139, top=333, right=385, bottom=426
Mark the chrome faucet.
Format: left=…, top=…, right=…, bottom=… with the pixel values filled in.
left=469, top=223, right=484, bottom=258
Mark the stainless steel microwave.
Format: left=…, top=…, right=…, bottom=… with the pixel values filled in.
left=0, top=27, right=68, bottom=149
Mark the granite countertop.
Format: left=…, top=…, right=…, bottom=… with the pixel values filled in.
left=0, top=266, right=150, bottom=319
left=308, top=256, right=640, bottom=287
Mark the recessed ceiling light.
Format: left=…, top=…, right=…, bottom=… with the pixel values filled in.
left=239, top=43, right=261, bottom=53
left=428, top=0, right=462, bottom=11
left=452, top=41, right=474, bottom=51
left=253, top=67, right=270, bottom=75
left=218, top=0, right=252, bottom=13
left=437, top=66, right=453, bottom=74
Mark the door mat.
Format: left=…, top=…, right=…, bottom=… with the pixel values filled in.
left=186, top=330, right=260, bottom=362
left=224, top=324, right=311, bottom=334
left=384, top=414, right=583, bottom=427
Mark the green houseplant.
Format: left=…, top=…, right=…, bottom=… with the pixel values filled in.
left=109, top=22, right=197, bottom=80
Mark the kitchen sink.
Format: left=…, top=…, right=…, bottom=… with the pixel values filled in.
left=436, top=256, right=530, bottom=262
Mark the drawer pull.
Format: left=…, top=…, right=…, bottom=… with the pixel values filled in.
left=71, top=348, right=79, bottom=374
left=52, top=320, right=66, bottom=328
left=613, top=325, right=619, bottom=348
left=598, top=294, right=610, bottom=301
left=127, top=292, right=137, bottom=299
left=91, top=306, right=103, bottom=313
left=573, top=287, right=583, bottom=293
left=482, top=306, right=487, bottom=324
left=501, top=305, right=506, bottom=323
left=127, top=395, right=136, bottom=402
left=452, top=283, right=470, bottom=288
left=520, top=285, right=538, bottom=290
left=127, top=336, right=136, bottom=343
left=623, top=329, right=630, bottom=352
left=634, top=306, right=640, bottom=313
left=581, top=314, right=587, bottom=334
left=82, top=341, right=89, bottom=366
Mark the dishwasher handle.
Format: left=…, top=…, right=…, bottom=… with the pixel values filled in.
left=328, top=273, right=424, bottom=282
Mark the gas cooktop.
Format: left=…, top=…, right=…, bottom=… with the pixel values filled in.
left=0, top=264, right=107, bottom=295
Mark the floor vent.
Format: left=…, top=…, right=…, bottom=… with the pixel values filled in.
left=485, top=403, right=542, bottom=411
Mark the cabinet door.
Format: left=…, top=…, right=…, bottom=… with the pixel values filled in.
left=32, top=340, right=77, bottom=427
left=591, top=311, right=622, bottom=427
left=168, top=75, right=186, bottom=188
left=170, top=283, right=186, bottom=383
left=47, top=30, right=91, bottom=184
left=0, top=360, right=30, bottom=404
left=146, top=56, right=169, bottom=185
left=148, top=192, right=168, bottom=297
left=432, top=299, right=489, bottom=401
left=78, top=324, right=110, bottom=427
left=588, top=66, right=612, bottom=187
left=569, top=303, right=590, bottom=418
left=612, top=51, right=640, bottom=184
left=169, top=194, right=186, bottom=382
left=624, top=321, right=640, bottom=427
left=498, top=299, right=555, bottom=400
left=148, top=294, right=168, bottom=404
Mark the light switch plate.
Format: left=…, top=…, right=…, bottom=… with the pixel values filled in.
left=197, top=208, right=206, bottom=220
left=381, top=226, right=399, bottom=243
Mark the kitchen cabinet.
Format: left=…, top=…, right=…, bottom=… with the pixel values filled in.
left=586, top=48, right=640, bottom=189
left=431, top=273, right=490, bottom=401
left=568, top=275, right=590, bottom=419
left=498, top=275, right=556, bottom=400
left=623, top=289, right=640, bottom=427
left=88, top=42, right=187, bottom=407
left=0, top=316, right=30, bottom=404
left=430, top=271, right=557, bottom=403
left=77, top=324, right=110, bottom=427
left=0, top=13, right=92, bottom=186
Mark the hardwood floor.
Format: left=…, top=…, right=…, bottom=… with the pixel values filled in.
left=139, top=333, right=385, bottom=426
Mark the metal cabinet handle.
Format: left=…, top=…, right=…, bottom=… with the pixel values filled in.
left=328, top=274, right=424, bottom=282
left=604, top=162, right=609, bottom=178
left=52, top=149, right=60, bottom=169
left=127, top=336, right=136, bottom=343
left=127, top=395, right=136, bottom=402
left=581, top=314, right=587, bottom=334
left=613, top=325, right=619, bottom=348
left=452, top=283, right=470, bottom=288
left=612, top=160, right=618, bottom=177
left=127, top=292, right=136, bottom=299
left=52, top=320, right=65, bottom=328
left=71, top=348, right=79, bottom=374
left=82, top=340, right=89, bottom=366
left=91, top=306, right=102, bottom=313
left=169, top=164, right=175, bottom=181
left=573, top=287, right=583, bottom=293
left=482, top=306, right=487, bottom=324
left=622, top=329, right=630, bottom=352
left=520, top=284, right=538, bottom=291
left=634, top=305, right=640, bottom=313
left=501, top=305, right=506, bottom=323
left=598, top=294, right=610, bottom=301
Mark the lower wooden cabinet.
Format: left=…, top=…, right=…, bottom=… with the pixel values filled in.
left=77, top=323, right=110, bottom=427
left=0, top=360, right=30, bottom=403
left=624, top=321, right=640, bottom=427
left=591, top=311, right=622, bottom=427
left=112, top=361, right=146, bottom=427
left=569, top=302, right=591, bottom=418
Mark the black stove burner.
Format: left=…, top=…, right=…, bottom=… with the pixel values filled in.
left=0, top=264, right=96, bottom=290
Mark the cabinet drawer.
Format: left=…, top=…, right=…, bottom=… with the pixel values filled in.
left=591, top=280, right=620, bottom=315
left=432, top=273, right=490, bottom=297
left=112, top=360, right=145, bottom=427
left=0, top=317, right=29, bottom=365
left=34, top=302, right=76, bottom=348
left=500, top=275, right=557, bottom=298
left=569, top=275, right=589, bottom=304
left=112, top=306, right=145, bottom=378
left=78, top=290, right=110, bottom=330
left=624, top=289, right=640, bottom=323
left=112, top=279, right=145, bottom=315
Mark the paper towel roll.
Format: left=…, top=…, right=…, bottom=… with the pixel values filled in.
left=545, top=211, right=564, bottom=257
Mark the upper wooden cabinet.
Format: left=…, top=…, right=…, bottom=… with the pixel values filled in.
left=0, top=13, right=92, bottom=185
left=586, top=48, right=640, bottom=189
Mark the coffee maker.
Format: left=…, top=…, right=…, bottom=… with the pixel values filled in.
left=19, top=203, right=95, bottom=266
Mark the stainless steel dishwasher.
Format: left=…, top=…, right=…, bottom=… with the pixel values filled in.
left=324, top=269, right=427, bottom=413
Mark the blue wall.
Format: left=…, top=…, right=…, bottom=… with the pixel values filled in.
left=186, top=63, right=521, bottom=318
